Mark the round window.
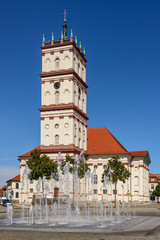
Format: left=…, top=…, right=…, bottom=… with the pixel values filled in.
left=64, top=123, right=69, bottom=128
left=55, top=124, right=59, bottom=129
left=94, top=165, right=98, bottom=169
left=103, top=165, right=107, bottom=169
left=45, top=124, right=50, bottom=129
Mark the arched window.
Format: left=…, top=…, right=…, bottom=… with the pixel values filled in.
left=135, top=166, right=138, bottom=171
left=134, top=176, right=139, bottom=186
left=45, top=135, right=50, bottom=146
left=44, top=91, right=51, bottom=105
left=94, top=165, right=98, bottom=169
left=103, top=165, right=107, bottom=169
left=55, top=135, right=59, bottom=145
left=55, top=58, right=60, bottom=71
left=55, top=91, right=59, bottom=104
left=73, top=57, right=76, bottom=70
left=64, top=134, right=69, bottom=145
left=94, top=175, right=98, bottom=184
left=45, top=91, right=50, bottom=96
left=64, top=55, right=69, bottom=69
left=77, top=63, right=80, bottom=75
left=64, top=89, right=69, bottom=104
left=45, top=58, right=51, bottom=72
left=64, top=89, right=69, bottom=94
left=81, top=67, right=84, bottom=79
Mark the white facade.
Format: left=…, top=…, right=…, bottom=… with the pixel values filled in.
left=87, top=154, right=150, bottom=203
left=40, top=42, right=87, bottom=152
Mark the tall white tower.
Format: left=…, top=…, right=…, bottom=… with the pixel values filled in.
left=39, top=15, right=88, bottom=158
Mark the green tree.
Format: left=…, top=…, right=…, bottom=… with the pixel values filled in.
left=27, top=149, right=58, bottom=196
left=102, top=156, right=131, bottom=206
left=61, top=154, right=90, bottom=205
left=153, top=184, right=160, bottom=203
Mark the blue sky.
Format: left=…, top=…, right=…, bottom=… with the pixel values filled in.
left=0, top=0, right=160, bottom=187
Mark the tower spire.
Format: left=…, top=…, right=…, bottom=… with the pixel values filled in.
left=62, top=9, right=68, bottom=40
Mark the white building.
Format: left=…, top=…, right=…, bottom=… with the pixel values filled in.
left=18, top=17, right=151, bottom=204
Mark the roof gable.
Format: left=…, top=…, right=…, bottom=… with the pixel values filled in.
left=6, top=175, right=20, bottom=182
left=87, top=127, right=128, bottom=155
left=18, top=146, right=40, bottom=157
left=128, top=151, right=148, bottom=157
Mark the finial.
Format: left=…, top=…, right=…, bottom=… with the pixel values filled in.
left=43, top=34, right=45, bottom=42
left=61, top=31, right=64, bottom=39
left=52, top=33, right=54, bottom=41
left=62, top=9, right=68, bottom=23
left=75, top=36, right=77, bottom=44
left=83, top=47, right=86, bottom=55
left=62, top=10, right=68, bottom=39
left=79, top=41, right=82, bottom=50
left=71, top=29, right=73, bottom=38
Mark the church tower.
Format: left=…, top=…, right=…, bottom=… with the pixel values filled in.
left=39, top=12, right=88, bottom=157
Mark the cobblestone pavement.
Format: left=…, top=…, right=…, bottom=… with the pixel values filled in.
left=0, top=203, right=160, bottom=240
left=0, top=229, right=160, bottom=240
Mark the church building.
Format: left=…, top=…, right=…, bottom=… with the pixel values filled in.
left=18, top=13, right=150, bottom=203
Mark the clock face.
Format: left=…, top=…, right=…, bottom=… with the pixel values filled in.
left=54, top=82, right=60, bottom=89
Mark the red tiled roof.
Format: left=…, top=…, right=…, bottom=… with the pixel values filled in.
left=87, top=127, right=128, bottom=155
left=6, top=175, right=20, bottom=182
left=0, top=185, right=7, bottom=193
left=149, top=173, right=159, bottom=183
left=128, top=151, right=148, bottom=157
left=149, top=173, right=156, bottom=177
left=18, top=146, right=41, bottom=157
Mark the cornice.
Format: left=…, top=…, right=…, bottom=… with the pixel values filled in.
left=39, top=68, right=88, bottom=89
left=40, top=144, right=88, bottom=157
left=41, top=41, right=87, bottom=63
left=39, top=103, right=89, bottom=121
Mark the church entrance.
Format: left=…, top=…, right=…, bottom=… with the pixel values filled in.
left=54, top=188, right=59, bottom=197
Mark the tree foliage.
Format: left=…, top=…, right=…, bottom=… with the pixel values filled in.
left=101, top=156, right=131, bottom=184
left=153, top=185, right=160, bottom=197
left=101, top=156, right=131, bottom=205
left=61, top=154, right=90, bottom=179
left=27, top=149, right=58, bottom=181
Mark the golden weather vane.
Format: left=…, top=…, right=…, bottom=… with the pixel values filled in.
left=62, top=9, right=68, bottom=22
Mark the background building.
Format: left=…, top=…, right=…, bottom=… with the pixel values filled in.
left=0, top=185, right=7, bottom=202
left=6, top=175, right=20, bottom=203
left=149, top=173, right=160, bottom=201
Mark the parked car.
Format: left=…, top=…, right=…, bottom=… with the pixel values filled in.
left=2, top=199, right=12, bottom=207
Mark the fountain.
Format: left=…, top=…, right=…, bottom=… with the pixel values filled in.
left=1, top=151, right=140, bottom=230
left=6, top=203, right=12, bottom=225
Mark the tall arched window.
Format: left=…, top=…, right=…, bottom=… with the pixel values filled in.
left=55, top=135, right=59, bottom=145
left=64, top=134, right=69, bottom=145
left=64, top=55, right=69, bottom=69
left=81, top=67, right=84, bottom=79
left=55, top=58, right=60, bottom=71
left=77, top=63, right=80, bottom=75
left=45, top=58, right=51, bottom=72
left=134, top=176, right=139, bottom=186
left=45, top=91, right=50, bottom=105
left=45, top=135, right=50, bottom=146
left=64, top=89, right=69, bottom=104
left=73, top=57, right=76, bottom=71
left=55, top=91, right=59, bottom=104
